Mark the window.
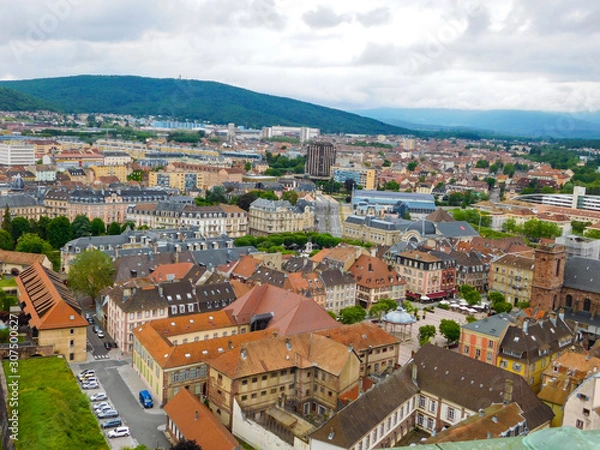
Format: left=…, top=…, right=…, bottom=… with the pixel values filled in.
left=512, top=362, right=522, bottom=372
left=252, top=377, right=257, bottom=383
left=475, top=349, right=481, bottom=358
left=487, top=352, right=493, bottom=361
left=447, top=407, right=455, bottom=421
left=464, top=346, right=469, bottom=354
left=576, top=419, right=584, bottom=429
left=241, top=395, right=247, bottom=401
left=488, top=340, right=494, bottom=349
left=583, top=408, right=590, bottom=416
left=70, top=329, right=74, bottom=335
left=427, top=418, right=434, bottom=430
left=500, top=360, right=508, bottom=368
left=69, top=340, right=74, bottom=347
left=577, top=393, right=590, bottom=401
left=419, top=396, right=426, bottom=408
left=429, top=400, right=436, bottom=413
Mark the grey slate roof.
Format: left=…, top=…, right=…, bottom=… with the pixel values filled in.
left=414, top=345, right=554, bottom=431
left=0, top=194, right=39, bottom=208
left=309, top=364, right=419, bottom=448
left=461, top=312, right=516, bottom=338
left=564, top=257, right=600, bottom=294
left=436, top=221, right=479, bottom=238
left=282, top=256, right=315, bottom=273
left=318, top=268, right=356, bottom=288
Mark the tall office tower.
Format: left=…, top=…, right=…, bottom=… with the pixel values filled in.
left=305, top=142, right=336, bottom=178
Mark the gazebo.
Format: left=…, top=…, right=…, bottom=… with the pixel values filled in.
left=382, top=307, right=417, bottom=341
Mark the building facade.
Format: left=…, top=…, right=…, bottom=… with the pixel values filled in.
left=306, top=142, right=336, bottom=178
left=248, top=199, right=314, bottom=236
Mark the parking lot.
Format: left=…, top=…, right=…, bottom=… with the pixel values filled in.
left=72, top=311, right=169, bottom=450
left=72, top=358, right=169, bottom=450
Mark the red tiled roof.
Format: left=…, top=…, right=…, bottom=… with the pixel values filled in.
left=164, top=388, right=240, bottom=450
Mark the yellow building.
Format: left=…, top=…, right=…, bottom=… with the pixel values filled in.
left=16, top=262, right=88, bottom=362
left=248, top=198, right=314, bottom=236
left=332, top=166, right=377, bottom=190
left=538, top=352, right=600, bottom=427
left=207, top=332, right=361, bottom=429
left=489, top=253, right=535, bottom=306
left=496, top=316, right=575, bottom=393
left=89, top=164, right=129, bottom=183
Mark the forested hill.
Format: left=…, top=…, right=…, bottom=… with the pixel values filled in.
left=0, top=86, right=56, bottom=112
left=0, top=75, right=410, bottom=135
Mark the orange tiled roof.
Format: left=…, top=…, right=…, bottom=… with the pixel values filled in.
left=208, top=332, right=355, bottom=379
left=348, top=255, right=405, bottom=289
left=164, top=388, right=240, bottom=450
left=231, top=255, right=262, bottom=279
left=150, top=262, right=195, bottom=283
left=17, top=262, right=88, bottom=330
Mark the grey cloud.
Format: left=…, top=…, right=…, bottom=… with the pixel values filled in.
left=356, top=7, right=391, bottom=27
left=302, top=6, right=352, bottom=29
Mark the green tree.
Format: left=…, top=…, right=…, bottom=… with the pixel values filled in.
left=90, top=217, right=106, bottom=236
left=418, top=325, right=437, bottom=346
left=460, top=284, right=481, bottom=305
left=338, top=305, right=367, bottom=324
left=485, top=177, right=496, bottom=189
left=2, top=206, right=11, bottom=235
left=30, top=216, right=51, bottom=240
left=107, top=222, right=122, bottom=235
left=171, top=439, right=203, bottom=450
left=326, top=310, right=337, bottom=320
left=10, top=216, right=30, bottom=244
left=475, top=159, right=489, bottom=168
left=488, top=291, right=505, bottom=306
left=0, top=229, right=13, bottom=250
left=502, top=218, right=518, bottom=234
left=407, top=161, right=418, bottom=171
left=503, top=163, right=516, bottom=177
left=67, top=249, right=114, bottom=302
left=383, top=180, right=400, bottom=191
left=72, top=215, right=92, bottom=238
left=438, top=319, right=460, bottom=344
left=282, top=190, right=299, bottom=206
left=47, top=216, right=73, bottom=249
left=244, top=162, right=252, bottom=171
left=493, top=302, right=513, bottom=313
left=15, top=233, right=59, bottom=270
left=585, top=229, right=600, bottom=240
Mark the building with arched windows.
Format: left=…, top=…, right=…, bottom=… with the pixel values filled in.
left=531, top=244, right=600, bottom=341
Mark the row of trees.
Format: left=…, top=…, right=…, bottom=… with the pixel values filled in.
left=418, top=319, right=461, bottom=346
left=0, top=211, right=134, bottom=270
left=501, top=218, right=562, bottom=241
left=233, top=231, right=372, bottom=254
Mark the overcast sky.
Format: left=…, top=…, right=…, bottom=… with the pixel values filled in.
left=1, top=0, right=599, bottom=112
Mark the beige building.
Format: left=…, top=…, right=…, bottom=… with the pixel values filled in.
left=207, top=331, right=361, bottom=429
left=563, top=373, right=600, bottom=431
left=348, top=255, right=406, bottom=310
left=89, top=164, right=129, bottom=183
left=248, top=198, right=314, bottom=236
left=332, top=166, right=377, bottom=190
left=126, top=203, right=247, bottom=238
left=16, top=262, right=88, bottom=362
left=489, top=253, right=535, bottom=306
left=148, top=170, right=205, bottom=193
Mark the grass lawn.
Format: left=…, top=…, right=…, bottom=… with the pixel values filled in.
left=2, top=357, right=108, bottom=450
left=0, top=278, right=16, bottom=288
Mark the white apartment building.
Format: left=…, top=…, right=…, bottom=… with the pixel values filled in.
left=0, top=141, right=36, bottom=166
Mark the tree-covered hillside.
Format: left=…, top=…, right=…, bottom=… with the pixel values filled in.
left=0, top=75, right=409, bottom=134
left=0, top=86, right=56, bottom=112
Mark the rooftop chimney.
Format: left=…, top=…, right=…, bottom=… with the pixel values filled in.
left=503, top=379, right=514, bottom=405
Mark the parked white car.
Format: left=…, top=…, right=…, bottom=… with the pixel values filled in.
left=89, top=393, right=108, bottom=402
left=107, top=426, right=130, bottom=438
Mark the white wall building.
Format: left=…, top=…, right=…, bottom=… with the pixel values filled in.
left=0, top=141, right=36, bottom=166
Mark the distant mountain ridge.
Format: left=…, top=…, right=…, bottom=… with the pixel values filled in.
left=0, top=75, right=410, bottom=135
left=353, top=107, right=600, bottom=139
